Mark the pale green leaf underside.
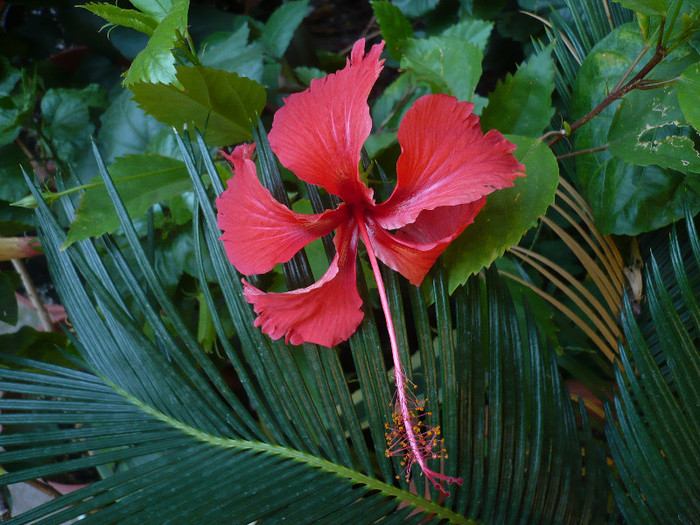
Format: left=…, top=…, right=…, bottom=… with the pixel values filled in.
left=130, top=65, right=266, bottom=145
left=82, top=3, right=158, bottom=35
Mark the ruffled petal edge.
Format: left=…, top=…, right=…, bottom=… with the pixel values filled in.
left=268, top=39, right=384, bottom=205
left=373, top=94, right=524, bottom=230
left=216, top=144, right=349, bottom=276
left=243, top=221, right=363, bottom=348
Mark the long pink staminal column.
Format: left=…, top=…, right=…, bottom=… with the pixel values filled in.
left=354, top=208, right=463, bottom=496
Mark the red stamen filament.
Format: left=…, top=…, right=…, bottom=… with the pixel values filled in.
left=354, top=209, right=463, bottom=497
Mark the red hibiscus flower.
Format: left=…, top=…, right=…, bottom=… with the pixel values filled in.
left=217, top=39, right=524, bottom=495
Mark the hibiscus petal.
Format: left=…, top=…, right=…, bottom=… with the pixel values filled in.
left=242, top=222, right=364, bottom=348
left=366, top=201, right=485, bottom=286
left=373, top=94, right=525, bottom=230
left=216, top=144, right=349, bottom=275
left=268, top=39, right=385, bottom=206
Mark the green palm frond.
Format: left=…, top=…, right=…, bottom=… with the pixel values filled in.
left=1, top=131, right=608, bottom=523
left=606, top=211, right=700, bottom=524
left=531, top=0, right=633, bottom=109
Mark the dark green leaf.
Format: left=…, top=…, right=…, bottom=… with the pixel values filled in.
left=130, top=0, right=179, bottom=22
left=0, top=327, right=72, bottom=365
left=400, top=36, right=483, bottom=101
left=81, top=3, right=158, bottom=35
left=440, top=18, right=493, bottom=52
left=481, top=44, right=555, bottom=136
left=294, top=66, right=326, bottom=85
left=607, top=84, right=700, bottom=173
left=0, top=201, right=34, bottom=236
left=200, top=25, right=265, bottom=83
left=677, top=61, right=700, bottom=130
left=392, top=0, right=440, bottom=18
left=0, top=272, right=17, bottom=326
left=63, top=154, right=191, bottom=247
left=372, top=1, right=414, bottom=60
left=40, top=84, right=108, bottom=162
left=0, top=143, right=30, bottom=202
left=0, top=60, right=35, bottom=145
left=123, top=0, right=189, bottom=87
left=98, top=89, right=165, bottom=164
left=613, top=0, right=667, bottom=15
left=0, top=106, right=23, bottom=145
left=371, top=73, right=430, bottom=136
left=571, top=23, right=700, bottom=234
left=260, top=0, right=309, bottom=58
left=0, top=56, right=21, bottom=97
left=130, top=65, right=265, bottom=146
left=444, top=135, right=559, bottom=292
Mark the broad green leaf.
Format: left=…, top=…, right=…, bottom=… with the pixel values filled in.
left=571, top=23, right=700, bottom=234
left=677, top=61, right=700, bottom=130
left=393, top=0, right=440, bottom=17
left=40, top=84, right=108, bottom=162
left=130, top=65, right=265, bottom=146
left=444, top=135, right=559, bottom=292
left=613, top=0, right=667, bottom=15
left=365, top=131, right=397, bottom=157
left=0, top=56, right=21, bottom=96
left=200, top=25, right=264, bottom=83
left=608, top=85, right=700, bottom=173
left=481, top=44, right=555, bottom=136
left=260, top=0, right=309, bottom=58
left=81, top=3, right=158, bottom=35
left=0, top=106, right=24, bottom=144
left=130, top=0, right=178, bottom=21
left=123, top=0, right=189, bottom=87
left=0, top=202, right=33, bottom=236
left=0, top=272, right=17, bottom=325
left=372, top=1, right=414, bottom=60
left=63, top=154, right=191, bottom=247
left=0, top=326, right=71, bottom=365
left=440, top=18, right=493, bottom=52
left=98, top=89, right=164, bottom=164
left=0, top=143, right=29, bottom=202
left=0, top=61, right=34, bottom=145
left=294, top=66, right=326, bottom=85
left=401, top=36, right=482, bottom=101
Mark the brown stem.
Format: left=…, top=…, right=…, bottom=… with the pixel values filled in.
left=556, top=143, right=610, bottom=160
left=11, top=258, right=54, bottom=332
left=548, top=44, right=666, bottom=148
left=26, top=479, right=63, bottom=499
left=15, top=137, right=52, bottom=184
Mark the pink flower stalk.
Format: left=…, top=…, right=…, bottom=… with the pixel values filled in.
left=0, top=236, right=41, bottom=261
left=216, top=39, right=524, bottom=496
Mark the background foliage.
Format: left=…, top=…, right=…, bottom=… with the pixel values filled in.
left=0, top=0, right=698, bottom=523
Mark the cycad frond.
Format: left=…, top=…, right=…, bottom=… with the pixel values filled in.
left=1, top=132, right=609, bottom=523
left=606, top=210, right=700, bottom=524
left=531, top=0, right=633, bottom=109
